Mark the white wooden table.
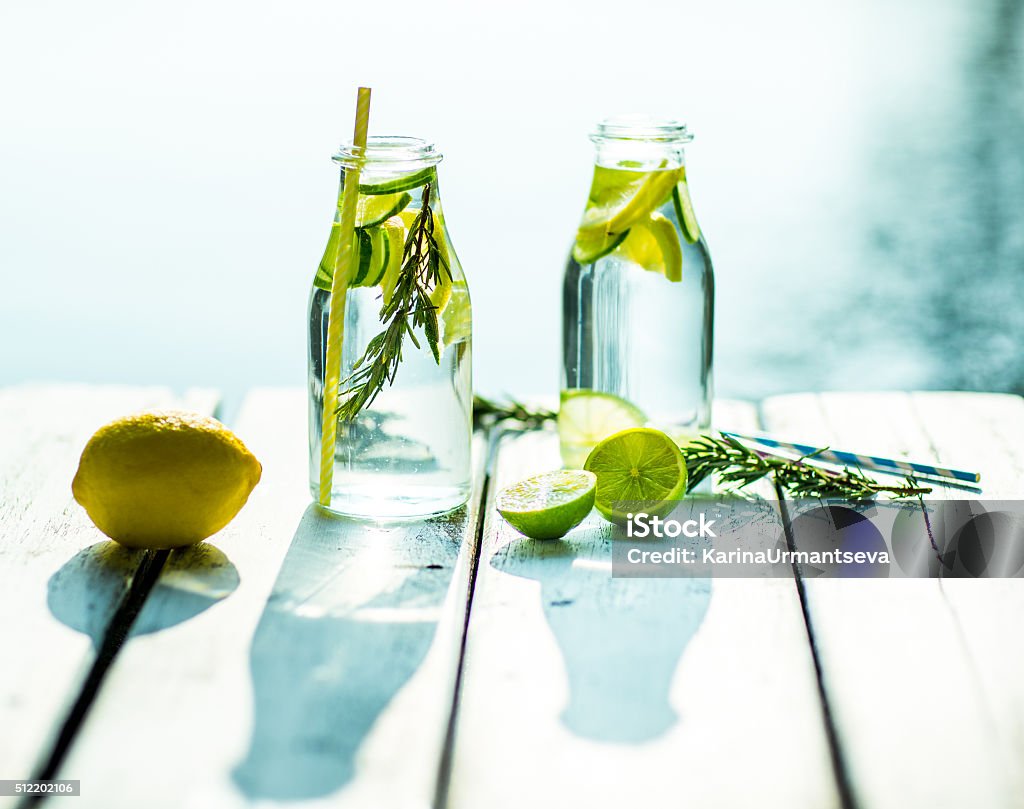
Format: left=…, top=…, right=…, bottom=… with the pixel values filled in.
left=2, top=385, right=1023, bottom=809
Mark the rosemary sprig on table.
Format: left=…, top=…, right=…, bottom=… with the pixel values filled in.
left=469, top=397, right=932, bottom=499
left=336, top=183, right=450, bottom=422
left=684, top=433, right=932, bottom=498
left=472, top=394, right=557, bottom=430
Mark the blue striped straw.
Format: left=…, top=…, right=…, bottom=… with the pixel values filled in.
left=720, top=431, right=981, bottom=484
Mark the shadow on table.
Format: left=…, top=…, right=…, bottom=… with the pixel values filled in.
left=232, top=503, right=462, bottom=802
left=490, top=530, right=711, bottom=744
left=47, top=541, right=239, bottom=644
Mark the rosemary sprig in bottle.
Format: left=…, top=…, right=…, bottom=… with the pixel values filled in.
left=336, top=182, right=449, bottom=422
left=684, top=433, right=932, bottom=498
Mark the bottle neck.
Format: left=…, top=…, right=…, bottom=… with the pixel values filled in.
left=592, top=140, right=686, bottom=171
left=335, top=165, right=444, bottom=214
left=589, top=117, right=692, bottom=171
left=333, top=135, right=445, bottom=211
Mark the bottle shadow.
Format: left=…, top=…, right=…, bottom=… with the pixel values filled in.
left=47, top=541, right=239, bottom=644
left=232, top=503, right=463, bottom=801
left=490, top=528, right=711, bottom=744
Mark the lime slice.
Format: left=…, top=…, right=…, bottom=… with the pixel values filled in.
left=398, top=208, right=452, bottom=270
left=672, top=175, right=701, bottom=244
left=314, top=226, right=373, bottom=291
left=496, top=470, right=596, bottom=540
left=572, top=228, right=628, bottom=265
left=355, top=191, right=411, bottom=228
left=577, top=167, right=679, bottom=238
left=356, top=226, right=391, bottom=287
left=351, top=227, right=382, bottom=285
left=398, top=208, right=452, bottom=312
left=380, top=217, right=406, bottom=304
left=314, top=222, right=343, bottom=290
left=559, top=390, right=647, bottom=469
left=377, top=217, right=405, bottom=294
left=584, top=427, right=687, bottom=524
left=442, top=283, right=471, bottom=347
left=359, top=167, right=435, bottom=195
left=615, top=212, right=683, bottom=282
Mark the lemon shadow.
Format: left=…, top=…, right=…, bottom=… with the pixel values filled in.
left=47, top=541, right=239, bottom=644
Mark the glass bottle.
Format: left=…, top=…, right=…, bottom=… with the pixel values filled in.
left=309, top=137, right=472, bottom=518
left=561, top=117, right=713, bottom=467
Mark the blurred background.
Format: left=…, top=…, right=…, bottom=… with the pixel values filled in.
left=2, top=0, right=1022, bottom=416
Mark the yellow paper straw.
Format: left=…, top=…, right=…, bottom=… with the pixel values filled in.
left=319, top=86, right=371, bottom=507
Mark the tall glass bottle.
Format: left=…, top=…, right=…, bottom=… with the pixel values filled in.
left=561, top=117, right=713, bottom=468
left=309, top=137, right=472, bottom=518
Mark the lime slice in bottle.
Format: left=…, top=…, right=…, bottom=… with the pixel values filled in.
left=358, top=166, right=436, bottom=195
left=496, top=470, right=597, bottom=540
left=572, top=228, right=629, bottom=265
left=314, top=223, right=343, bottom=290
left=442, top=283, right=472, bottom=347
left=583, top=427, right=688, bottom=525
left=616, top=211, right=683, bottom=282
left=398, top=208, right=452, bottom=269
left=352, top=227, right=383, bottom=285
left=559, top=390, right=647, bottom=469
left=396, top=208, right=453, bottom=312
left=577, top=167, right=679, bottom=238
left=315, top=226, right=374, bottom=290
left=380, top=215, right=406, bottom=303
left=588, top=164, right=650, bottom=202
left=672, top=175, right=701, bottom=244
left=355, top=191, right=411, bottom=228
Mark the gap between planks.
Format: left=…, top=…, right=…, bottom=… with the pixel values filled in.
left=51, top=390, right=490, bottom=809
left=762, top=391, right=1024, bottom=809
left=0, top=385, right=219, bottom=809
left=443, top=401, right=840, bottom=809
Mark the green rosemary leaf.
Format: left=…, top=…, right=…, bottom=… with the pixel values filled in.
left=471, top=395, right=558, bottom=430
left=683, top=434, right=931, bottom=499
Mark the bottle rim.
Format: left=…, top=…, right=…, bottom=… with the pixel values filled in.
left=333, top=136, right=443, bottom=169
left=591, top=116, right=693, bottom=144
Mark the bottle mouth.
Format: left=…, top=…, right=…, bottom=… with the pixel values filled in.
left=591, top=116, right=693, bottom=143
left=333, top=136, right=442, bottom=169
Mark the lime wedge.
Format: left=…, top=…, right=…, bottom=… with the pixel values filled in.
left=616, top=212, right=683, bottom=282
left=355, top=191, right=411, bottom=228
left=672, top=175, right=701, bottom=244
left=496, top=470, right=597, bottom=540
left=584, top=427, right=687, bottom=524
left=559, top=390, right=647, bottom=469
left=359, top=167, right=435, bottom=195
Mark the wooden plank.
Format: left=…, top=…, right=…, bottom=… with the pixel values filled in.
left=908, top=392, right=1024, bottom=791
left=56, top=388, right=488, bottom=809
left=445, top=401, right=839, bottom=809
left=0, top=384, right=219, bottom=806
left=761, top=392, right=1024, bottom=809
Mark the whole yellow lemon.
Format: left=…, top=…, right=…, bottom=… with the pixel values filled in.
left=72, top=411, right=262, bottom=549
